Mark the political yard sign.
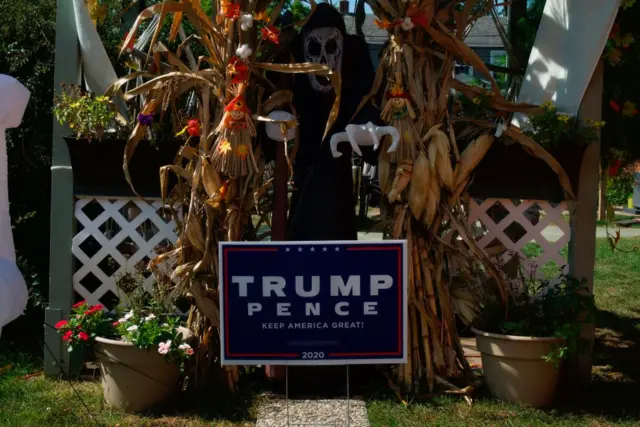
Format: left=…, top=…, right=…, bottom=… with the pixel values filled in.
left=219, top=241, right=407, bottom=365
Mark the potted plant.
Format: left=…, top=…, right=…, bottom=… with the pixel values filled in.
left=55, top=273, right=194, bottom=413
left=53, top=84, right=180, bottom=197
left=471, top=273, right=594, bottom=407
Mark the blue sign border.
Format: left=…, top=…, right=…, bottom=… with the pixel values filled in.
left=219, top=240, right=408, bottom=366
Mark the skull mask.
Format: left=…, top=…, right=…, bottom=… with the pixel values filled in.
left=303, top=27, right=343, bottom=93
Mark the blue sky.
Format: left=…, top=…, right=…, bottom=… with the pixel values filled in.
left=346, top=0, right=373, bottom=14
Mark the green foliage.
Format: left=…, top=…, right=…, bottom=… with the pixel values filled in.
left=53, top=84, right=123, bottom=140
left=475, top=273, right=595, bottom=365
left=607, top=166, right=636, bottom=206
left=525, top=101, right=603, bottom=150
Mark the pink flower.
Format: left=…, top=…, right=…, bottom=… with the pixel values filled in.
left=185, top=348, right=194, bottom=356
left=158, top=340, right=172, bottom=355
left=112, top=320, right=120, bottom=327
left=78, top=332, right=89, bottom=341
left=54, top=320, right=68, bottom=329
left=62, top=331, right=73, bottom=342
left=83, top=304, right=104, bottom=316
left=72, top=300, right=87, bottom=309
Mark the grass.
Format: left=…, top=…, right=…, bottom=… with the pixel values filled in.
left=367, top=237, right=640, bottom=426
left=2, top=238, right=640, bottom=426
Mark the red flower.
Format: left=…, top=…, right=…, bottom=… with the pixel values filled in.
left=78, top=332, right=89, bottom=341
left=609, top=159, right=622, bottom=177
left=261, top=26, right=280, bottom=44
left=112, top=320, right=120, bottom=327
left=84, top=304, right=104, bottom=315
left=72, top=300, right=86, bottom=309
left=187, top=119, right=200, bottom=137
left=62, top=330, right=73, bottom=342
left=122, top=31, right=136, bottom=52
left=228, top=56, right=249, bottom=84
left=54, top=319, right=68, bottom=329
left=224, top=3, right=240, bottom=19
left=610, top=100, right=621, bottom=113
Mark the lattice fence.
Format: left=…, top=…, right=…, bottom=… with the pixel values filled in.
left=72, top=197, right=180, bottom=309
left=468, top=198, right=572, bottom=280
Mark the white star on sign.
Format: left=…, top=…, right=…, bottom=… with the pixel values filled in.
left=285, top=247, right=290, bottom=252
left=335, top=247, right=340, bottom=252
left=298, top=247, right=303, bottom=252
left=310, top=247, right=315, bottom=252
left=323, top=247, right=328, bottom=252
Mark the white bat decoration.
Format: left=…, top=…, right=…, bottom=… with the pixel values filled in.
left=330, top=122, right=400, bottom=158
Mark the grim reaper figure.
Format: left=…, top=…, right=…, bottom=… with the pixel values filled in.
left=286, top=4, right=381, bottom=241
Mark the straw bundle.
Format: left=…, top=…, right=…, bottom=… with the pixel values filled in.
left=110, top=0, right=337, bottom=391
left=353, top=0, right=577, bottom=393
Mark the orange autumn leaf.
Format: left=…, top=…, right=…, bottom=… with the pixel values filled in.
left=224, top=3, right=240, bottom=19
left=374, top=19, right=394, bottom=29
left=253, top=10, right=269, bottom=22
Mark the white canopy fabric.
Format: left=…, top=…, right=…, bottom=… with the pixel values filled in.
left=0, top=74, right=30, bottom=329
left=513, top=0, right=620, bottom=126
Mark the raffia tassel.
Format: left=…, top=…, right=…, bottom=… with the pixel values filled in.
left=211, top=131, right=257, bottom=177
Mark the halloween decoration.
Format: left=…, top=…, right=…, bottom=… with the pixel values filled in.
left=329, top=122, right=400, bottom=158
left=286, top=3, right=382, bottom=241
left=212, top=88, right=257, bottom=177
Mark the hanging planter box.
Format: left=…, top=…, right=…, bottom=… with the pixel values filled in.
left=64, top=137, right=180, bottom=198
left=467, top=142, right=586, bottom=201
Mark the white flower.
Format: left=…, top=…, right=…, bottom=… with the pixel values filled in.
left=236, top=44, right=253, bottom=60
left=126, top=325, right=138, bottom=332
left=144, top=314, right=156, bottom=322
left=161, top=323, right=169, bottom=327
left=158, top=340, right=172, bottom=355
left=240, top=14, right=254, bottom=31
left=123, top=311, right=134, bottom=321
left=495, top=122, right=507, bottom=138
left=401, top=17, right=414, bottom=31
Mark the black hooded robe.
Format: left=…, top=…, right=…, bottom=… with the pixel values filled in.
left=287, top=4, right=380, bottom=242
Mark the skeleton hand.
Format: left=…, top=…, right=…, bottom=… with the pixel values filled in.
left=329, top=122, right=400, bottom=158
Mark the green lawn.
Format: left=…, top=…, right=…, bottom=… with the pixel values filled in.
left=2, top=238, right=639, bottom=426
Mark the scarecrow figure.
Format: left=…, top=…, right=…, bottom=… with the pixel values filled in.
left=381, top=82, right=419, bottom=162
left=212, top=89, right=257, bottom=177
left=272, top=3, right=382, bottom=241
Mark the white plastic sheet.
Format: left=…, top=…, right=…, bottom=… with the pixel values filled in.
left=513, top=0, right=620, bottom=126
left=0, top=74, right=30, bottom=329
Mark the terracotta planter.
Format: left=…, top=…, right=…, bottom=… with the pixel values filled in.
left=472, top=328, right=561, bottom=407
left=94, top=336, right=179, bottom=413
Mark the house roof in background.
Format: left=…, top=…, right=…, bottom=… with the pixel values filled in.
left=343, top=15, right=506, bottom=49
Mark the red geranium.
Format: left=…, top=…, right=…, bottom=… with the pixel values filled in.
left=84, top=304, right=104, bottom=316
left=112, top=320, right=120, bottom=327
left=72, top=300, right=87, bottom=309
left=609, top=159, right=622, bottom=177
left=610, top=100, right=621, bottom=113
left=62, top=330, right=73, bottom=342
left=54, top=319, right=68, bottom=329
left=78, top=332, right=89, bottom=341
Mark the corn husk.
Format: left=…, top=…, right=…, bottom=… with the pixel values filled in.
left=454, top=133, right=494, bottom=190
left=408, top=151, right=430, bottom=218
left=388, top=160, right=413, bottom=202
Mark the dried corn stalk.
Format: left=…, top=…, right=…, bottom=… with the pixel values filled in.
left=357, top=1, right=575, bottom=393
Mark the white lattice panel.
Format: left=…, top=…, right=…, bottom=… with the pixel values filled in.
left=72, top=197, right=180, bottom=308
left=468, top=199, right=571, bottom=280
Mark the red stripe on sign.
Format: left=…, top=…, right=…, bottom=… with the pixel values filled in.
left=328, top=352, right=400, bottom=356
left=346, top=247, right=399, bottom=251
left=229, top=353, right=299, bottom=357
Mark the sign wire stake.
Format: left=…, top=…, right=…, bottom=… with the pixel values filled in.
left=286, top=365, right=290, bottom=427
left=346, top=365, right=351, bottom=427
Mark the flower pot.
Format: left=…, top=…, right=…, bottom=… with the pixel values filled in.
left=467, top=142, right=586, bottom=201
left=64, top=137, right=180, bottom=198
left=94, top=336, right=179, bottom=413
left=472, top=328, right=561, bottom=407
